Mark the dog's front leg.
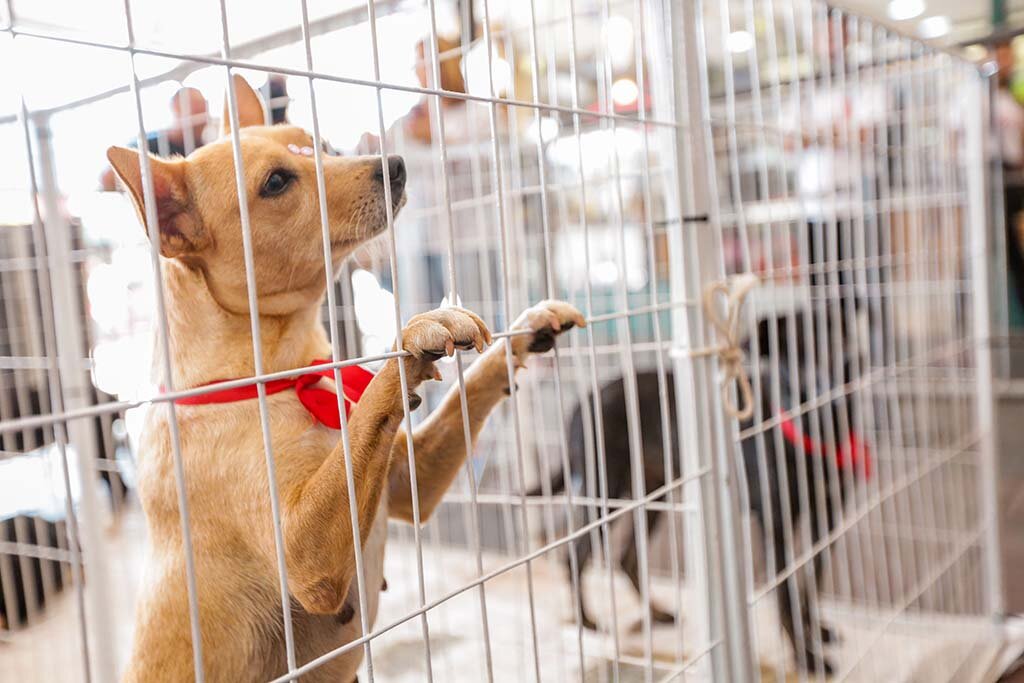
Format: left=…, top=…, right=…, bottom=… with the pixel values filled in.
left=388, top=300, right=585, bottom=523
left=282, top=307, right=491, bottom=614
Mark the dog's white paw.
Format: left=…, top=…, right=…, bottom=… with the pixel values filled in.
left=509, top=300, right=586, bottom=358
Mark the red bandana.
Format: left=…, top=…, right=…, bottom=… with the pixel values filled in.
left=778, top=413, right=872, bottom=478
left=168, top=360, right=374, bottom=429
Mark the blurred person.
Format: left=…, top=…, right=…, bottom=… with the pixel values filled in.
left=994, top=39, right=1024, bottom=310
left=352, top=34, right=489, bottom=307
left=262, top=74, right=291, bottom=125
left=787, top=13, right=883, bottom=298
left=99, top=86, right=208, bottom=190
left=356, top=34, right=499, bottom=153
left=402, top=36, right=468, bottom=145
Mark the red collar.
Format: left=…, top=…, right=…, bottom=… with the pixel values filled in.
left=778, top=412, right=872, bottom=478
left=166, top=360, right=374, bottom=429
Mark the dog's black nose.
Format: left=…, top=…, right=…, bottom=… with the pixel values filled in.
left=374, top=154, right=406, bottom=194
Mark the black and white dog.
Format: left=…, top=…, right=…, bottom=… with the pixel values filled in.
left=531, top=311, right=870, bottom=675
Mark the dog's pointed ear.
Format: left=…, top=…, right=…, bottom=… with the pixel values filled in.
left=222, top=74, right=267, bottom=135
left=106, top=146, right=207, bottom=258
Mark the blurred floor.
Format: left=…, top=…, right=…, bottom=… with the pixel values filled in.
left=999, top=444, right=1024, bottom=614
left=997, top=373, right=1024, bottom=615
left=1, top=514, right=1003, bottom=682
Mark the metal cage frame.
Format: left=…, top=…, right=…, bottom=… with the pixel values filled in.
left=0, top=0, right=1011, bottom=681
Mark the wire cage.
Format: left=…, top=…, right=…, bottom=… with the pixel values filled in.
left=0, top=0, right=1013, bottom=681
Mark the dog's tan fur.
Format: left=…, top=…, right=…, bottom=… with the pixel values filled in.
left=107, top=75, right=583, bottom=682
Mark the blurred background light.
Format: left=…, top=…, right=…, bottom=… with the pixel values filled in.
left=887, top=0, right=926, bottom=21
left=918, top=15, right=951, bottom=39
left=963, top=43, right=988, bottom=62
left=611, top=78, right=639, bottom=107
left=464, top=43, right=512, bottom=97
left=726, top=30, right=755, bottom=54
left=352, top=268, right=397, bottom=359
left=525, top=116, right=560, bottom=145
left=605, top=15, right=634, bottom=69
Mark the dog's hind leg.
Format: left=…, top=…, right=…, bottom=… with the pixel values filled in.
left=770, top=505, right=835, bottom=675
left=621, top=510, right=675, bottom=626
left=568, top=531, right=598, bottom=630
left=772, top=523, right=835, bottom=677
left=808, top=544, right=839, bottom=646
left=805, top=484, right=841, bottom=648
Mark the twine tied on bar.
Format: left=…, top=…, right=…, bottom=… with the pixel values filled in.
left=688, top=273, right=759, bottom=421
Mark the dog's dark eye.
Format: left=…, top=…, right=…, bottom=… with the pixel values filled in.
left=261, top=170, right=294, bottom=197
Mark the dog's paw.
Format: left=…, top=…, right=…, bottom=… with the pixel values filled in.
left=800, top=649, right=835, bottom=678
left=628, top=607, right=676, bottom=634
left=580, top=611, right=599, bottom=631
left=651, top=606, right=676, bottom=625
left=399, top=306, right=492, bottom=382
left=509, top=300, right=585, bottom=358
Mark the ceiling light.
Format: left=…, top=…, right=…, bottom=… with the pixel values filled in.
left=918, top=15, right=951, bottom=39
left=963, top=44, right=988, bottom=62
left=611, top=78, right=639, bottom=107
left=887, top=0, right=925, bottom=21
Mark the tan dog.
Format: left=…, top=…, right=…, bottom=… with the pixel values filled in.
left=106, top=75, right=584, bottom=682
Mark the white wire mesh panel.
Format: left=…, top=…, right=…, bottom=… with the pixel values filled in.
left=0, top=0, right=1009, bottom=682
left=695, top=2, right=1006, bottom=681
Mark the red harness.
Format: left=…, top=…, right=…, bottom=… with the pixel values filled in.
left=778, top=413, right=872, bottom=478
left=167, top=360, right=374, bottom=429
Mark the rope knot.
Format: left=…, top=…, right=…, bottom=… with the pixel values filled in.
left=701, top=274, right=759, bottom=421
left=717, top=346, right=744, bottom=365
